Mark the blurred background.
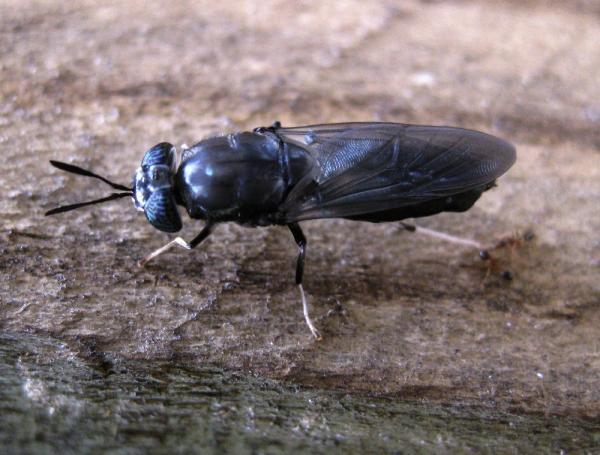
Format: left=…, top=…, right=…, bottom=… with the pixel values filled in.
left=1, top=0, right=599, bottom=452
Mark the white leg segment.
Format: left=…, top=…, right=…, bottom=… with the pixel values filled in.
left=138, top=237, right=192, bottom=267
left=411, top=225, right=484, bottom=250
left=298, top=284, right=322, bottom=340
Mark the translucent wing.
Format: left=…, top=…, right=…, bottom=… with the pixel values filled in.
left=274, top=122, right=516, bottom=222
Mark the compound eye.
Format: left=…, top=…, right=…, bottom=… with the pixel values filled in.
left=141, top=142, right=176, bottom=168
left=144, top=188, right=182, bottom=233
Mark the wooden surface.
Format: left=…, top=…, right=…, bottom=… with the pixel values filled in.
left=1, top=0, right=599, bottom=418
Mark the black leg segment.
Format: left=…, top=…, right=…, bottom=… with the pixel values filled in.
left=288, top=222, right=321, bottom=339
left=138, top=222, right=215, bottom=267
left=288, top=222, right=306, bottom=285
left=190, top=222, right=215, bottom=248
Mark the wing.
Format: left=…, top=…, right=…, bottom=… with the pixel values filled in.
left=273, top=122, right=516, bottom=222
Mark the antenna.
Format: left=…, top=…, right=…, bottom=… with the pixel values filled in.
left=49, top=160, right=131, bottom=192
left=45, top=160, right=133, bottom=216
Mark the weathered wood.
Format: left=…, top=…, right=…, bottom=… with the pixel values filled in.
left=1, top=1, right=598, bottom=429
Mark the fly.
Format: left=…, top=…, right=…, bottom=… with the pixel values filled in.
left=46, top=121, right=517, bottom=339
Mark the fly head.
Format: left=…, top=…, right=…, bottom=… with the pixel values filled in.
left=133, top=142, right=182, bottom=233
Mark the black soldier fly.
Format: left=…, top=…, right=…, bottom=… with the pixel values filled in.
left=46, top=121, right=516, bottom=338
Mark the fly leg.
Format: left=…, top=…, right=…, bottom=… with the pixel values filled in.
left=138, top=222, right=215, bottom=267
left=288, top=222, right=321, bottom=340
left=400, top=222, right=496, bottom=286
left=400, top=222, right=484, bottom=251
left=400, top=222, right=533, bottom=282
